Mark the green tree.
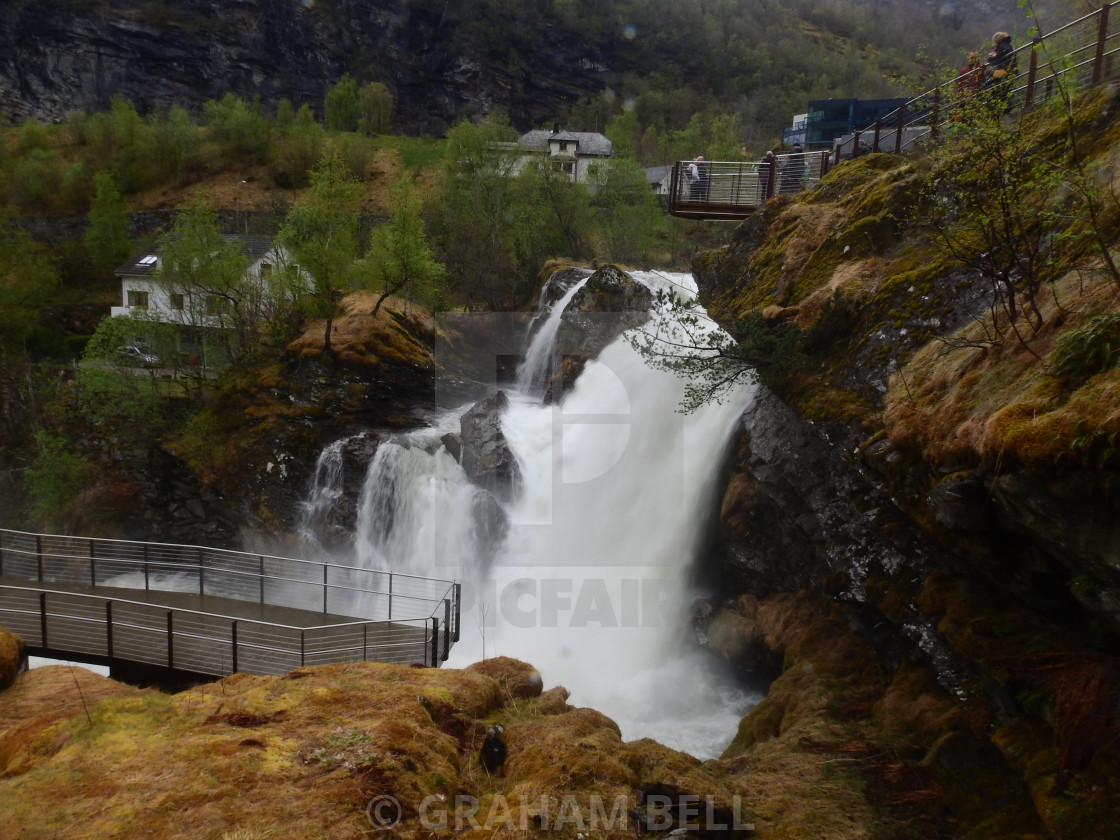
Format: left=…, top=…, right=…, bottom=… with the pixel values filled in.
left=155, top=195, right=258, bottom=360
left=84, top=172, right=131, bottom=276
left=591, top=156, right=661, bottom=263
left=361, top=177, right=447, bottom=315
left=25, top=430, right=93, bottom=528
left=277, top=148, right=363, bottom=356
left=431, top=115, right=522, bottom=308
left=510, top=158, right=593, bottom=274
left=356, top=82, right=394, bottom=136
left=203, top=93, right=270, bottom=163
left=325, top=74, right=360, bottom=132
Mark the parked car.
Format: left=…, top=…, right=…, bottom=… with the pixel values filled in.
left=116, top=345, right=161, bottom=367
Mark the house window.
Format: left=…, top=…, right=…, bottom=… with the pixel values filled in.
left=205, top=295, right=226, bottom=316
left=260, top=262, right=272, bottom=277
left=127, top=290, right=149, bottom=308
left=170, top=293, right=184, bottom=311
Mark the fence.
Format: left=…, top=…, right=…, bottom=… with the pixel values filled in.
left=0, top=584, right=442, bottom=675
left=668, top=152, right=831, bottom=218
left=0, top=528, right=460, bottom=675
left=839, top=1, right=1120, bottom=161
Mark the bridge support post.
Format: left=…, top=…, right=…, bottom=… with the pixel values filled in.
left=431, top=617, right=440, bottom=667
left=444, top=599, right=451, bottom=662
left=453, top=583, right=462, bottom=642
left=39, top=592, right=47, bottom=647
left=1094, top=2, right=1111, bottom=85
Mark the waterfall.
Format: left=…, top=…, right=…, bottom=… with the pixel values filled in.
left=340, top=269, right=759, bottom=758
left=516, top=273, right=590, bottom=395
left=298, top=435, right=352, bottom=547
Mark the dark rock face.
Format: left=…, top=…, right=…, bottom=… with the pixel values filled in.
left=459, top=389, right=520, bottom=501
left=0, top=0, right=618, bottom=135
left=715, top=387, right=933, bottom=599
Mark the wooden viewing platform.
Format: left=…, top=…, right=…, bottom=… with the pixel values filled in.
left=0, top=528, right=459, bottom=680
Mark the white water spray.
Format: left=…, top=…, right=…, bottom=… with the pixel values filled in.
left=342, top=270, right=759, bottom=758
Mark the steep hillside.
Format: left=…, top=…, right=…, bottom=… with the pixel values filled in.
left=692, top=84, right=1120, bottom=837
left=0, top=0, right=1031, bottom=139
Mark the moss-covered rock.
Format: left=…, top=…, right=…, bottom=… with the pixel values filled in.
left=0, top=625, right=25, bottom=691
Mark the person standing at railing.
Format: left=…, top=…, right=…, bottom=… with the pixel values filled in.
left=758, top=150, right=776, bottom=201
left=687, top=155, right=709, bottom=201
left=985, top=32, right=1016, bottom=86
left=957, top=51, right=985, bottom=97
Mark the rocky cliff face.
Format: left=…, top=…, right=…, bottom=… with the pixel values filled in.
left=0, top=0, right=616, bottom=134
left=692, top=136, right=1120, bottom=834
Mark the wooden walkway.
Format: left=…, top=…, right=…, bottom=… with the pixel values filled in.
left=0, top=529, right=459, bottom=679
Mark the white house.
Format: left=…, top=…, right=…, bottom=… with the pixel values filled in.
left=508, top=127, right=612, bottom=184
left=111, top=234, right=299, bottom=329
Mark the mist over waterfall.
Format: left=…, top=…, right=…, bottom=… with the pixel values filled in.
left=334, top=269, right=759, bottom=758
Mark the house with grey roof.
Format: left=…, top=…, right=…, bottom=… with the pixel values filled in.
left=511, top=127, right=612, bottom=184
left=112, top=234, right=301, bottom=329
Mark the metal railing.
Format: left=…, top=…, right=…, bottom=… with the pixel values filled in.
left=668, top=152, right=832, bottom=218
left=0, top=584, right=443, bottom=675
left=839, top=1, right=1120, bottom=161
left=0, top=528, right=461, bottom=674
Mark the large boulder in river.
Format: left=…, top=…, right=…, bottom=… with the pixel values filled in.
left=545, top=265, right=654, bottom=401
left=460, top=390, right=521, bottom=501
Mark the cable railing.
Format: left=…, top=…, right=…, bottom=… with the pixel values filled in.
left=0, top=584, right=443, bottom=675
left=0, top=528, right=461, bottom=675
left=838, top=1, right=1120, bottom=162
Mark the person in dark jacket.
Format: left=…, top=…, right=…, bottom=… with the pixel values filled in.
left=986, top=32, right=1016, bottom=84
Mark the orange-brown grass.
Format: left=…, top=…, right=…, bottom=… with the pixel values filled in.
left=884, top=270, right=1120, bottom=467
left=287, top=291, right=435, bottom=368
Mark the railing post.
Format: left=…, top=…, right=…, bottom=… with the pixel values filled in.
left=106, top=601, right=114, bottom=659
left=0, top=529, right=5, bottom=577
left=323, top=563, right=328, bottom=613
left=443, top=598, right=451, bottom=662
left=431, top=617, right=440, bottom=667
left=1025, top=37, right=1041, bottom=110
left=363, top=624, right=368, bottom=662
left=453, top=583, right=462, bottom=642
left=198, top=547, right=204, bottom=595
left=872, top=119, right=882, bottom=153
left=851, top=130, right=861, bottom=159
left=833, top=144, right=840, bottom=168
left=258, top=555, right=265, bottom=604
left=300, top=632, right=306, bottom=667
left=36, top=534, right=44, bottom=582
left=931, top=88, right=941, bottom=146
left=40, top=592, right=48, bottom=647
left=167, top=611, right=174, bottom=669
left=388, top=573, right=393, bottom=622
left=766, top=156, right=776, bottom=198
left=231, top=621, right=238, bottom=673
left=144, top=544, right=150, bottom=591
left=1094, top=2, right=1111, bottom=85
left=895, top=103, right=905, bottom=154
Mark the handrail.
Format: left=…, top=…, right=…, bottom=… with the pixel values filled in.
left=0, top=582, right=444, bottom=675
left=0, top=527, right=460, bottom=637
left=838, top=1, right=1120, bottom=161
left=667, top=152, right=832, bottom=218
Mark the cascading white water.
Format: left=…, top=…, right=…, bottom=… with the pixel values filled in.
left=298, top=435, right=353, bottom=547
left=345, top=270, right=759, bottom=758
left=516, top=273, right=590, bottom=395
